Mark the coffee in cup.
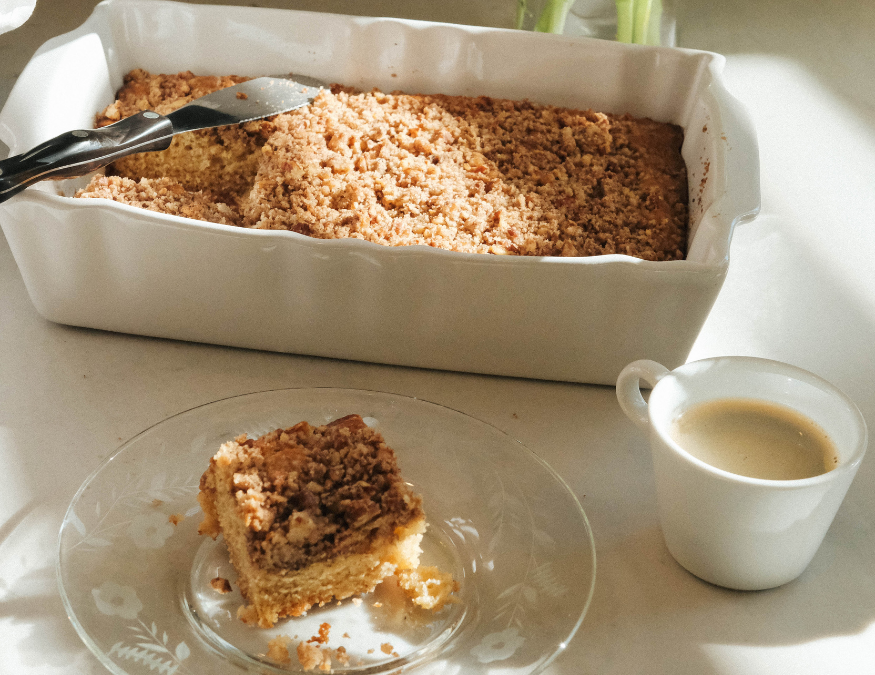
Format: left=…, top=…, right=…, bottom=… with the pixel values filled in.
left=616, top=357, right=867, bottom=591
left=670, top=397, right=838, bottom=481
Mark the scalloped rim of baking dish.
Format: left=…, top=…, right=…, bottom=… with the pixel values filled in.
left=0, top=0, right=760, bottom=273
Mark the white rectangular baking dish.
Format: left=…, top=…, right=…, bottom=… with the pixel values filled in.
left=0, top=0, right=759, bottom=385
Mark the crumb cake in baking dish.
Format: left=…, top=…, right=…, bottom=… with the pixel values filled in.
left=197, top=414, right=454, bottom=628
left=77, top=69, right=689, bottom=260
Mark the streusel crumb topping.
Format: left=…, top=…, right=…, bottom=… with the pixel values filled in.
left=202, top=414, right=423, bottom=572
left=79, top=70, right=688, bottom=260
left=246, top=88, right=687, bottom=259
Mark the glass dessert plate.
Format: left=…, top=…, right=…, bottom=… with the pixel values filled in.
left=57, top=388, right=596, bottom=674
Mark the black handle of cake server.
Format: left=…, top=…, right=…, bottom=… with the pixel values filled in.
left=0, top=111, right=175, bottom=204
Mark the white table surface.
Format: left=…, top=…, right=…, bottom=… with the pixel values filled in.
left=2, top=0, right=874, bottom=673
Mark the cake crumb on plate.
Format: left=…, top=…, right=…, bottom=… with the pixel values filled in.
left=396, top=565, right=459, bottom=610
left=307, top=622, right=330, bottom=645
left=266, top=635, right=292, bottom=664
left=210, top=577, right=232, bottom=594
left=297, top=641, right=331, bottom=672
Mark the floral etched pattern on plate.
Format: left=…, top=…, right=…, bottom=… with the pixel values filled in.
left=58, top=388, right=595, bottom=674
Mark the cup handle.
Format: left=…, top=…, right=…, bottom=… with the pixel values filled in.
left=616, top=360, right=670, bottom=431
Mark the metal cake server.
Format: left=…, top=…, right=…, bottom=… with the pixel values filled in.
left=0, top=75, right=325, bottom=204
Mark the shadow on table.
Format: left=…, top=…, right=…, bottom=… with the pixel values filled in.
left=578, top=518, right=875, bottom=675
left=532, top=348, right=875, bottom=674
left=0, top=501, right=103, bottom=671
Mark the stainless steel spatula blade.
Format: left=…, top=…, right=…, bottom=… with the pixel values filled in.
left=167, top=75, right=324, bottom=133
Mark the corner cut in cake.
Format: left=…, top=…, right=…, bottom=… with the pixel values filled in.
left=197, top=414, right=435, bottom=628
left=77, top=69, right=689, bottom=261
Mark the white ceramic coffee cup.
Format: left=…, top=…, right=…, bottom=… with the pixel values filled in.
left=616, top=356, right=867, bottom=591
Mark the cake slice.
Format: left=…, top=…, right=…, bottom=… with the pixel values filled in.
left=197, top=414, right=427, bottom=628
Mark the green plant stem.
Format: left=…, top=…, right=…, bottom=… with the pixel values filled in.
left=617, top=0, right=663, bottom=45
left=516, top=0, right=528, bottom=30
left=616, top=0, right=635, bottom=42
left=524, top=0, right=663, bottom=43
left=632, top=0, right=653, bottom=43
left=534, top=0, right=576, bottom=33
left=644, top=0, right=663, bottom=44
